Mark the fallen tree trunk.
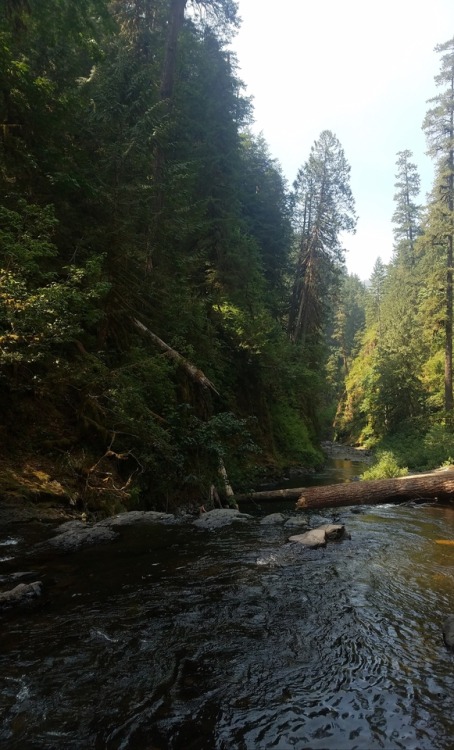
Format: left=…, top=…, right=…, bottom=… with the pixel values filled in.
left=295, top=470, right=454, bottom=511
left=234, top=487, right=307, bottom=503
left=132, top=318, right=219, bottom=395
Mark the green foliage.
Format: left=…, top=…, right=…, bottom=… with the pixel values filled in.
left=268, top=401, right=322, bottom=466
left=361, top=451, right=408, bottom=480
left=0, top=201, right=108, bottom=371
left=376, top=423, right=454, bottom=472
left=326, top=271, right=366, bottom=410
left=0, top=0, right=331, bottom=512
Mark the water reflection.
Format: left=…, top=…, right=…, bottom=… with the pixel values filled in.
left=275, top=457, right=370, bottom=490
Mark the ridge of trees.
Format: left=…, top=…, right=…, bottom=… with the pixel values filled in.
left=1, top=0, right=351, bottom=510
left=333, top=36, right=454, bottom=471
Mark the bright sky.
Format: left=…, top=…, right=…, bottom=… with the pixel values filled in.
left=232, top=0, right=454, bottom=281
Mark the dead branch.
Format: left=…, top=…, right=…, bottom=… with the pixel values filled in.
left=131, top=317, right=219, bottom=396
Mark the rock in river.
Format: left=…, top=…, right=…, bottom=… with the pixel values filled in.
left=193, top=508, right=252, bottom=529
left=49, top=511, right=177, bottom=551
left=260, top=513, right=286, bottom=525
left=0, top=581, right=43, bottom=608
left=288, top=524, right=346, bottom=549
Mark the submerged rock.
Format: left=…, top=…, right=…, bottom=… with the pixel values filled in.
left=0, top=581, right=43, bottom=608
left=443, top=614, right=454, bottom=649
left=260, top=513, right=286, bottom=525
left=99, top=511, right=176, bottom=527
left=193, top=508, right=252, bottom=529
left=259, top=513, right=310, bottom=528
left=50, top=522, right=118, bottom=550
left=284, top=516, right=310, bottom=530
left=49, top=511, right=177, bottom=551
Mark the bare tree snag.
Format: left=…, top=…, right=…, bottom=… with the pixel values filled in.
left=132, top=318, right=219, bottom=395
left=219, top=458, right=238, bottom=507
left=295, top=471, right=454, bottom=511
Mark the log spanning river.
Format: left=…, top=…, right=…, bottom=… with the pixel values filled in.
left=1, top=459, right=454, bottom=749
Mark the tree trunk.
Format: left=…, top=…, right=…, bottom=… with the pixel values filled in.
left=234, top=487, right=310, bottom=503
left=446, top=103, right=454, bottom=413
left=234, top=471, right=454, bottom=509
left=295, top=471, right=454, bottom=511
left=445, top=233, right=453, bottom=413
left=160, top=0, right=187, bottom=100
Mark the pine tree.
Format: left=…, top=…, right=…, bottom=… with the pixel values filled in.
left=239, top=132, right=292, bottom=316
left=367, top=257, right=387, bottom=336
left=423, top=37, right=454, bottom=413
left=289, top=130, right=356, bottom=345
left=392, top=150, right=422, bottom=266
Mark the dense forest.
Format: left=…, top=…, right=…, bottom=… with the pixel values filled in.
left=1, top=1, right=454, bottom=513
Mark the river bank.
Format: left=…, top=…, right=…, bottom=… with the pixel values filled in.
left=0, top=439, right=377, bottom=530
left=0, top=442, right=365, bottom=527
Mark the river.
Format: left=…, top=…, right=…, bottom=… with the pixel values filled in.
left=1, top=459, right=454, bottom=749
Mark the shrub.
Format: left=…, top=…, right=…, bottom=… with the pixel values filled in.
left=361, top=450, right=408, bottom=480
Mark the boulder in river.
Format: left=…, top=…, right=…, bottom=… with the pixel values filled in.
left=49, top=511, right=177, bottom=551
left=288, top=523, right=347, bottom=549
left=443, top=614, right=454, bottom=649
left=193, top=508, right=252, bottom=529
left=284, top=516, right=310, bottom=530
left=99, top=511, right=176, bottom=527
left=0, top=581, right=43, bottom=608
left=50, top=521, right=119, bottom=550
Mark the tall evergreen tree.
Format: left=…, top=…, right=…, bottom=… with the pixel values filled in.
left=423, top=37, right=454, bottom=413
left=289, top=130, right=356, bottom=345
left=239, top=132, right=292, bottom=315
left=367, top=257, right=387, bottom=335
left=392, top=150, right=422, bottom=266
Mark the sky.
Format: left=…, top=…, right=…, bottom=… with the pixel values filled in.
left=231, top=0, right=454, bottom=280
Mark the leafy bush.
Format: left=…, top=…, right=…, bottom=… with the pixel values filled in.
left=375, top=422, right=454, bottom=472
left=361, top=451, right=408, bottom=480
left=269, top=401, right=323, bottom=467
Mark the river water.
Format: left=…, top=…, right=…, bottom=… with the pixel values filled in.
left=1, top=460, right=454, bottom=749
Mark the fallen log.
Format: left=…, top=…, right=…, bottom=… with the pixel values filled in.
left=234, top=487, right=307, bottom=504
left=295, top=470, right=454, bottom=511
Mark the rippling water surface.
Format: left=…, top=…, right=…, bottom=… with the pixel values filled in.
left=1, top=481, right=454, bottom=748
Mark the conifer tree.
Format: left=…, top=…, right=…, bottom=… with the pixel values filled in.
left=367, top=257, right=387, bottom=335
left=423, top=37, right=454, bottom=413
left=392, top=150, right=422, bottom=266
left=289, top=130, right=356, bottom=345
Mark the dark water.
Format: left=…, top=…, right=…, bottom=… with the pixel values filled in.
left=277, top=457, right=370, bottom=489
left=1, top=464, right=454, bottom=749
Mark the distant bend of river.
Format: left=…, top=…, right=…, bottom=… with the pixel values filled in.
left=1, top=458, right=454, bottom=749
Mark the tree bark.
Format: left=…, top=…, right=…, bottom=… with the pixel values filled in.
left=160, top=0, right=187, bottom=101
left=234, top=487, right=309, bottom=503
left=445, top=93, right=454, bottom=413
left=234, top=471, right=454, bottom=509
left=295, top=471, right=454, bottom=511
